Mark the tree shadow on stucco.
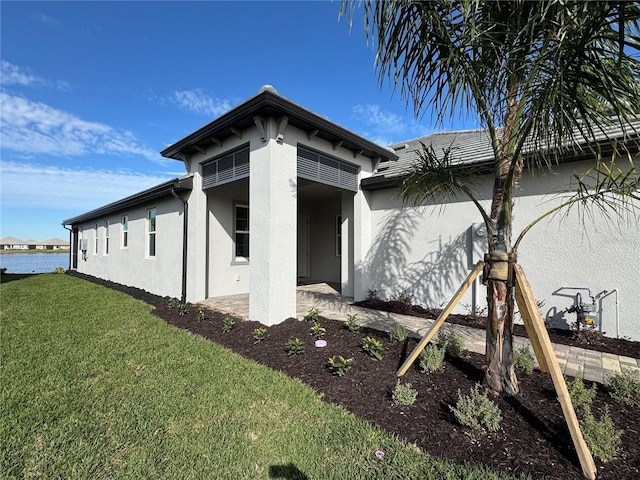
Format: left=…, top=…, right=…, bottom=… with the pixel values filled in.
left=357, top=208, right=486, bottom=308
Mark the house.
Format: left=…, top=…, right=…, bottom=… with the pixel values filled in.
left=36, top=238, right=70, bottom=250
left=62, top=86, right=640, bottom=341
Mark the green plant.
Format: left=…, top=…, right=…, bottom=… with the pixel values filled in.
left=306, top=307, right=320, bottom=322
left=167, top=297, right=180, bottom=309
left=514, top=346, right=535, bottom=375
left=392, top=381, right=418, bottom=406
left=449, top=384, right=502, bottom=432
left=361, top=336, right=383, bottom=361
left=389, top=323, right=408, bottom=342
left=310, top=322, right=326, bottom=339
left=197, top=307, right=206, bottom=322
left=0, top=267, right=6, bottom=275
left=344, top=313, right=360, bottom=333
left=567, top=369, right=597, bottom=412
left=253, top=327, right=267, bottom=344
left=286, top=338, right=305, bottom=357
left=327, top=356, right=354, bottom=376
left=366, top=288, right=380, bottom=302
left=177, top=302, right=190, bottom=317
left=437, top=329, right=465, bottom=358
left=418, top=343, right=446, bottom=374
left=388, top=290, right=413, bottom=314
left=606, top=370, right=640, bottom=407
left=580, top=406, right=623, bottom=462
left=53, top=266, right=66, bottom=274
left=222, top=316, right=235, bottom=333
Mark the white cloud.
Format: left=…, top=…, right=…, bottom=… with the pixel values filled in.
left=0, top=92, right=165, bottom=163
left=0, top=161, right=171, bottom=210
left=173, top=89, right=233, bottom=117
left=352, top=104, right=432, bottom=145
left=1, top=61, right=70, bottom=90
left=30, top=13, right=61, bottom=28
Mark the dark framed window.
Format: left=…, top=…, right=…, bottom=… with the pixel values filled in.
left=122, top=215, right=129, bottom=248
left=234, top=204, right=249, bottom=259
left=147, top=208, right=156, bottom=257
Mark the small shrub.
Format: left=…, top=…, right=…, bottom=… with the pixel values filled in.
left=366, top=288, right=380, bottom=302
left=606, top=370, right=640, bottom=407
left=327, top=356, right=354, bottom=376
left=450, top=384, right=502, bottom=432
left=53, top=266, right=65, bottom=274
left=253, top=327, right=267, bottom=344
left=167, top=297, right=180, bottom=309
left=310, top=322, right=326, bottom=339
left=177, top=302, right=190, bottom=317
left=419, top=343, right=446, bottom=374
left=388, top=290, right=413, bottom=314
left=392, top=381, right=418, bottom=406
left=361, top=336, right=384, bottom=361
left=567, top=369, right=597, bottom=412
left=389, top=323, right=408, bottom=342
left=514, top=346, right=535, bottom=375
left=438, top=329, right=465, bottom=358
left=286, top=338, right=305, bottom=357
left=345, top=313, right=360, bottom=333
left=222, top=316, right=235, bottom=333
left=197, top=307, right=206, bottom=322
left=580, top=406, right=623, bottom=462
left=0, top=267, right=7, bottom=275
left=306, top=307, right=320, bottom=322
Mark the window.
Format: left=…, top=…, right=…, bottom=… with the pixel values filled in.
left=104, top=220, right=110, bottom=255
left=122, top=215, right=129, bottom=248
left=94, top=223, right=98, bottom=254
left=234, top=204, right=249, bottom=260
left=147, top=208, right=156, bottom=257
left=336, top=215, right=342, bottom=257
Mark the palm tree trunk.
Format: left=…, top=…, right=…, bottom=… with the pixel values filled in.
left=485, top=277, right=519, bottom=395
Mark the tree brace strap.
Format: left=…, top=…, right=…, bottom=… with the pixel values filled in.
left=482, top=252, right=517, bottom=286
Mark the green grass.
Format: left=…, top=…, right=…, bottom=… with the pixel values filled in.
left=1, top=274, right=526, bottom=479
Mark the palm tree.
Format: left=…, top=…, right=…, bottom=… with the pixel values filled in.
left=341, top=0, right=640, bottom=395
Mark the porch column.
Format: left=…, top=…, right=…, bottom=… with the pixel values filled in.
left=249, top=130, right=297, bottom=326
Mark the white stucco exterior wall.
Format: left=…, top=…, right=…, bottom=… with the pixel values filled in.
left=365, top=157, right=640, bottom=341
left=74, top=196, right=185, bottom=299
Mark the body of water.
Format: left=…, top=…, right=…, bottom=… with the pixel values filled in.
left=0, top=253, right=69, bottom=274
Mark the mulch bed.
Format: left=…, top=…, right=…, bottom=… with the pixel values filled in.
left=354, top=299, right=640, bottom=359
left=68, top=272, right=640, bottom=479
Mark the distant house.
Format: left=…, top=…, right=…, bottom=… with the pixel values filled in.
left=62, top=86, right=640, bottom=341
left=0, top=237, right=32, bottom=250
left=36, top=238, right=70, bottom=250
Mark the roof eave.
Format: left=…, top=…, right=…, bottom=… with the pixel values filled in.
left=62, top=175, right=193, bottom=226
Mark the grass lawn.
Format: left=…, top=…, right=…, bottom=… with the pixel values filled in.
left=1, top=274, right=526, bottom=479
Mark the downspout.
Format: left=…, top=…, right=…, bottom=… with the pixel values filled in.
left=170, top=187, right=189, bottom=303
left=62, top=223, right=72, bottom=270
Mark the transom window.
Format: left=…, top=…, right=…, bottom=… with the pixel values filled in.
left=234, top=204, right=249, bottom=260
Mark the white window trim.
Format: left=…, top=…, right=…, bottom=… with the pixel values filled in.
left=233, top=203, right=249, bottom=263
left=104, top=220, right=110, bottom=255
left=94, top=223, right=99, bottom=255
left=147, top=208, right=156, bottom=258
left=121, top=215, right=129, bottom=248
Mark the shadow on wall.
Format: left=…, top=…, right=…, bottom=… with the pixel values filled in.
left=357, top=207, right=486, bottom=307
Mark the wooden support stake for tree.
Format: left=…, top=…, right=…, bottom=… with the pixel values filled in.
left=397, top=261, right=484, bottom=377
left=514, top=264, right=596, bottom=480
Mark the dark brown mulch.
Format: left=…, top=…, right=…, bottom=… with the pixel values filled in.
left=67, top=271, right=640, bottom=480
left=354, top=299, right=640, bottom=359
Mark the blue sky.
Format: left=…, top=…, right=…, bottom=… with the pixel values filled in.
left=1, top=1, right=473, bottom=241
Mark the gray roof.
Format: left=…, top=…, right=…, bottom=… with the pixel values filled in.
left=0, top=236, right=27, bottom=245
left=363, top=118, right=640, bottom=190
left=162, top=86, right=397, bottom=165
left=62, top=175, right=193, bottom=226
left=38, top=238, right=69, bottom=246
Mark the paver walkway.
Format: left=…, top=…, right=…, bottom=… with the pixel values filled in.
left=200, top=283, right=640, bottom=384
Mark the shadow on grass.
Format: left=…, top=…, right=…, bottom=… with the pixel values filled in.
left=269, top=463, right=309, bottom=480
left=0, top=273, right=39, bottom=284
